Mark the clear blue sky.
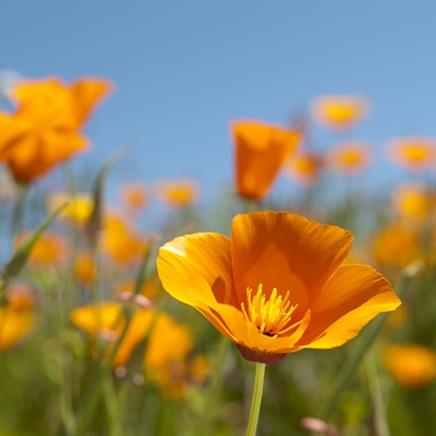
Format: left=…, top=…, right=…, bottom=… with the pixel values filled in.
left=1, top=0, right=436, bottom=196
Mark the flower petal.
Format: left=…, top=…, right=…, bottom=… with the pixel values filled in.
left=298, top=264, right=401, bottom=349
left=231, top=212, right=353, bottom=313
left=157, top=232, right=235, bottom=308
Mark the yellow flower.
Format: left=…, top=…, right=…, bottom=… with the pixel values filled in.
left=14, top=231, right=68, bottom=266
left=393, top=184, right=433, bottom=221
left=0, top=77, right=112, bottom=182
left=157, top=211, right=400, bottom=363
left=48, top=192, right=93, bottom=226
left=232, top=121, right=301, bottom=200
left=120, top=184, right=148, bottom=212
left=285, top=151, right=323, bottom=185
left=74, top=252, right=97, bottom=286
left=328, top=142, right=370, bottom=173
left=312, top=96, right=368, bottom=130
left=372, top=224, right=421, bottom=268
left=156, top=179, right=199, bottom=208
left=389, top=137, right=435, bottom=170
left=384, top=345, right=436, bottom=388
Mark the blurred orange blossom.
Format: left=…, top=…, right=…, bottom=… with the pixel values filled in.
left=328, top=142, right=371, bottom=173
left=157, top=211, right=400, bottom=364
left=48, top=191, right=93, bottom=227
left=0, top=77, right=111, bottom=182
left=232, top=121, right=301, bottom=200
left=156, top=179, right=199, bottom=208
left=311, top=95, right=368, bottom=130
left=393, top=183, right=434, bottom=221
left=389, top=137, right=436, bottom=170
left=121, top=183, right=148, bottom=212
left=285, top=151, right=324, bottom=185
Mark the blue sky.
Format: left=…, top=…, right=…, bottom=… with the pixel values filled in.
left=1, top=0, right=436, bottom=197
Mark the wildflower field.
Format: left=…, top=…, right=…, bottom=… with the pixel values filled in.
left=0, top=77, right=435, bottom=436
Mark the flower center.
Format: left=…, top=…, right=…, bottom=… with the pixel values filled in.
left=241, top=284, right=298, bottom=337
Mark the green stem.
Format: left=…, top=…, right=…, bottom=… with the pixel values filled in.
left=366, top=352, right=390, bottom=436
left=246, top=363, right=266, bottom=436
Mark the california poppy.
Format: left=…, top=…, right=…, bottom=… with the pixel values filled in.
left=393, top=184, right=433, bottom=221
left=232, top=121, right=301, bottom=200
left=156, top=179, right=199, bottom=208
left=312, top=96, right=368, bottom=130
left=285, top=151, right=324, bottom=185
left=0, top=77, right=111, bottom=182
left=121, top=183, right=148, bottom=212
left=389, top=137, right=435, bottom=170
left=157, top=211, right=400, bottom=363
left=328, top=142, right=370, bottom=173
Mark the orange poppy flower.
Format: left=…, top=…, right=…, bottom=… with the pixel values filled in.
left=0, top=77, right=111, bottom=182
left=384, top=345, right=436, bottom=388
left=372, top=224, right=422, bottom=268
left=14, top=231, right=68, bottom=266
left=312, top=96, right=368, bottom=130
left=328, top=142, right=370, bottom=173
left=232, top=121, right=301, bottom=200
left=74, top=252, right=97, bottom=286
left=393, top=184, right=433, bottom=221
left=285, top=151, right=323, bottom=185
left=389, top=137, right=435, bottom=170
left=48, top=192, right=93, bottom=226
left=121, top=184, right=148, bottom=212
left=156, top=179, right=199, bottom=208
left=157, top=211, right=400, bottom=363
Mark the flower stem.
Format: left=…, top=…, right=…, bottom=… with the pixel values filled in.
left=246, top=362, right=266, bottom=436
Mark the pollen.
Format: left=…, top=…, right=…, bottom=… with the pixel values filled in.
left=241, top=284, right=299, bottom=337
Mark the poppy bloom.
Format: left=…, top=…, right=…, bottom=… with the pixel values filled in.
left=372, top=224, right=421, bottom=268
left=120, top=184, right=148, bottom=212
left=328, top=142, right=371, bottom=173
left=74, top=252, right=97, bottom=286
left=48, top=192, right=93, bottom=226
left=232, top=121, right=301, bottom=200
left=157, top=211, right=400, bottom=363
left=389, top=137, right=436, bottom=170
left=312, top=96, right=368, bottom=130
left=393, top=184, right=433, bottom=221
left=384, top=345, right=436, bottom=388
left=285, top=151, right=324, bottom=185
left=0, top=77, right=111, bottom=183
left=156, top=179, right=199, bottom=208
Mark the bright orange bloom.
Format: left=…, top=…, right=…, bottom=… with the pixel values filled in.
left=48, top=192, right=93, bottom=226
left=101, top=214, right=150, bottom=264
left=74, top=252, right=97, bottom=286
left=285, top=151, right=324, bottom=185
left=393, top=184, right=433, bottom=221
left=312, top=96, right=368, bottom=130
left=328, top=142, right=370, bottom=173
left=0, top=77, right=111, bottom=182
left=156, top=179, right=199, bottom=208
left=389, top=137, right=435, bottom=170
left=121, top=184, right=148, bottom=212
left=157, top=211, right=400, bottom=363
left=14, top=231, right=68, bottom=266
left=372, top=224, right=421, bottom=268
left=384, top=345, right=436, bottom=388
left=232, top=121, right=301, bottom=200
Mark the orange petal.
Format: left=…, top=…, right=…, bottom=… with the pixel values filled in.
left=298, top=264, right=401, bottom=349
left=231, top=212, right=353, bottom=312
left=0, top=113, right=29, bottom=157
left=157, top=232, right=235, bottom=308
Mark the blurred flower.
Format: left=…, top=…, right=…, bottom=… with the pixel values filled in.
left=48, top=192, right=93, bottom=226
left=285, top=151, right=324, bottom=185
left=14, top=231, right=68, bottom=266
left=372, top=224, right=421, bottom=268
left=312, top=96, right=368, bottom=130
left=157, top=211, right=400, bottom=364
left=393, top=183, right=434, bottom=221
left=116, top=275, right=162, bottom=301
left=384, top=345, right=436, bottom=388
left=156, top=179, right=199, bottom=208
left=0, top=77, right=111, bottom=182
left=121, top=184, right=148, bottom=213
left=0, top=282, right=35, bottom=351
left=74, top=252, right=96, bottom=286
left=328, top=142, right=370, bottom=173
left=232, top=121, right=301, bottom=200
left=101, top=214, right=150, bottom=264
left=389, top=137, right=435, bottom=170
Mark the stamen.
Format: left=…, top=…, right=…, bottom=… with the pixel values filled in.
left=241, top=283, right=298, bottom=337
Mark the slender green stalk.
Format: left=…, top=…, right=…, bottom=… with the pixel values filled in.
left=246, top=363, right=266, bottom=436
left=366, top=352, right=390, bottom=436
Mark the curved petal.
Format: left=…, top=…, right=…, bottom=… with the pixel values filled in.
left=157, top=232, right=235, bottom=309
left=231, top=212, right=353, bottom=313
left=298, top=264, right=401, bottom=349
